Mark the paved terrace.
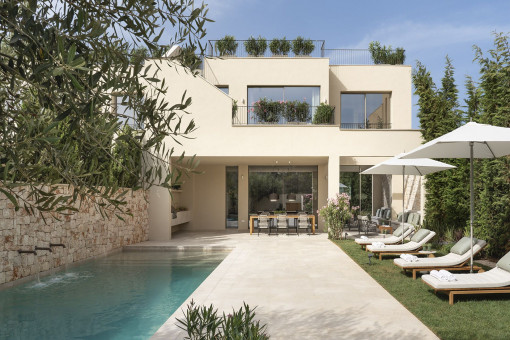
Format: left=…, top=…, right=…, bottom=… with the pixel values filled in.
left=126, top=232, right=438, bottom=340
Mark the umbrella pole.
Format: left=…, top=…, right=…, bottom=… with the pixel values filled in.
left=402, top=166, right=405, bottom=244
left=470, top=142, right=474, bottom=272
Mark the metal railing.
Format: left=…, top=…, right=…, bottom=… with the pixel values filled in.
left=340, top=122, right=392, bottom=130
left=207, top=40, right=325, bottom=58
left=232, top=106, right=335, bottom=126
left=205, top=39, right=405, bottom=65
left=324, top=49, right=405, bottom=66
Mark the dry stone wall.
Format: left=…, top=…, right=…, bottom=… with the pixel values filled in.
left=0, top=186, right=149, bottom=286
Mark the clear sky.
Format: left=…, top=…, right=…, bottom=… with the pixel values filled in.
left=197, top=0, right=510, bottom=129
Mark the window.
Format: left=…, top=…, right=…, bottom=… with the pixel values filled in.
left=217, top=86, right=229, bottom=95
left=226, top=166, right=238, bottom=228
left=115, top=96, right=143, bottom=129
left=248, top=166, right=318, bottom=216
left=341, top=93, right=390, bottom=129
left=247, top=86, right=320, bottom=124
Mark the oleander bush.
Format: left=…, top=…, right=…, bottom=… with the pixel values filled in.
left=177, top=300, right=269, bottom=340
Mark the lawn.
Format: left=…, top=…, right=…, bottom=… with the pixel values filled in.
left=332, top=239, right=510, bottom=340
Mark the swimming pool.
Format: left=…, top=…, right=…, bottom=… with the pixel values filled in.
left=0, top=250, right=228, bottom=340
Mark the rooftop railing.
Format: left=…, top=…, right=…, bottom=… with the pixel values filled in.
left=207, top=40, right=325, bottom=59
left=205, top=40, right=405, bottom=65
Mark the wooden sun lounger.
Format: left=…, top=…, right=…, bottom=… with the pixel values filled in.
left=400, top=262, right=484, bottom=280
left=371, top=248, right=424, bottom=260
left=423, top=280, right=510, bottom=305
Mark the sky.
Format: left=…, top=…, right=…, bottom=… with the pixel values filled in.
left=193, top=0, right=510, bottom=129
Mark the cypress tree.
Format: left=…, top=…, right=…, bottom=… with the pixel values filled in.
left=413, top=57, right=468, bottom=236
left=473, top=33, right=510, bottom=257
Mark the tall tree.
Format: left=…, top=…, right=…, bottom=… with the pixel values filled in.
left=0, top=0, right=210, bottom=217
left=413, top=58, right=469, bottom=234
left=473, top=33, right=510, bottom=256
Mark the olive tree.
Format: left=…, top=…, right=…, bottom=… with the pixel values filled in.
left=0, top=0, right=210, bottom=218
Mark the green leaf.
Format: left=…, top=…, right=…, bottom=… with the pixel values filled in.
left=0, top=188, right=19, bottom=211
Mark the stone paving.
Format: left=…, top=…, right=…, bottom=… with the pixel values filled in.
left=133, top=231, right=438, bottom=340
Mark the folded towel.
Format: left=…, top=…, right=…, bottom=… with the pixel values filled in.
left=371, top=242, right=385, bottom=248
left=400, top=254, right=418, bottom=262
left=430, top=270, right=456, bottom=282
left=439, top=269, right=457, bottom=282
left=360, top=236, right=368, bottom=240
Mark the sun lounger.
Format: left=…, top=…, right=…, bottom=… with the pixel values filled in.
left=366, top=229, right=436, bottom=260
left=394, top=238, right=487, bottom=279
left=354, top=224, right=415, bottom=249
left=422, top=250, right=510, bottom=304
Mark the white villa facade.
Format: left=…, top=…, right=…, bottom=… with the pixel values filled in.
left=145, top=43, right=424, bottom=240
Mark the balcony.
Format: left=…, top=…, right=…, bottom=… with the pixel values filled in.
left=206, top=40, right=405, bottom=66
left=232, top=106, right=335, bottom=126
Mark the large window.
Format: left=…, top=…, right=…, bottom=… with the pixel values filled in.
left=341, top=93, right=390, bottom=129
left=247, top=86, right=320, bottom=124
left=248, top=166, right=318, bottom=216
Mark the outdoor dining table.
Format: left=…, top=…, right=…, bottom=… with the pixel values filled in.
left=249, top=214, right=316, bottom=235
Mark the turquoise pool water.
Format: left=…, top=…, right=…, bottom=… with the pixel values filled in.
left=0, top=251, right=227, bottom=340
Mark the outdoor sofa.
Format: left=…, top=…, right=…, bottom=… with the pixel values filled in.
left=366, top=229, right=436, bottom=260
left=394, top=237, right=486, bottom=279
left=422, top=250, right=510, bottom=305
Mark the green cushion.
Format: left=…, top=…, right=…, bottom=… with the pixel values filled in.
left=384, top=209, right=391, bottom=219
left=375, top=209, right=381, bottom=217
left=397, top=213, right=403, bottom=222
left=393, top=225, right=409, bottom=237
left=496, top=251, right=510, bottom=273
left=450, top=237, right=477, bottom=255
left=411, top=229, right=430, bottom=242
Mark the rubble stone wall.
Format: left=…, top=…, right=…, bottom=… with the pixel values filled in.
left=0, top=186, right=149, bottom=286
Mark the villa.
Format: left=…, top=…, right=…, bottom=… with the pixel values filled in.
left=142, top=40, right=424, bottom=240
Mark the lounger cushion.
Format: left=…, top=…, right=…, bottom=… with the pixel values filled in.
left=384, top=209, right=391, bottom=220
left=393, top=225, right=409, bottom=237
left=411, top=229, right=431, bottom=243
left=496, top=251, right=510, bottom=273
left=451, top=237, right=478, bottom=255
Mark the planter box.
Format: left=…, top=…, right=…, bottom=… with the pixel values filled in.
left=171, top=210, right=192, bottom=226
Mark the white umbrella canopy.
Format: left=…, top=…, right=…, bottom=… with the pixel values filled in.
left=400, top=122, right=510, bottom=159
left=362, top=156, right=456, bottom=176
left=362, top=155, right=455, bottom=244
left=402, top=121, right=510, bottom=271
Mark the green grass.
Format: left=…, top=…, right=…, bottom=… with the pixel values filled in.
left=333, top=240, right=510, bottom=340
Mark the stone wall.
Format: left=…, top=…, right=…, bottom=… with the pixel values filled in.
left=0, top=186, right=149, bottom=286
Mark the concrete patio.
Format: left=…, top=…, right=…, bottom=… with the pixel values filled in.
left=131, top=231, right=438, bottom=340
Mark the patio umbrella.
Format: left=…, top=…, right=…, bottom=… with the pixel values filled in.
left=362, top=155, right=455, bottom=244
left=401, top=121, right=510, bottom=271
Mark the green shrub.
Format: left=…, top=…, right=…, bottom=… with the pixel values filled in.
left=177, top=300, right=269, bottom=340
left=245, top=36, right=267, bottom=56
left=292, top=36, right=314, bottom=56
left=368, top=41, right=406, bottom=65
left=216, top=35, right=238, bottom=56
left=232, top=100, right=238, bottom=119
left=312, top=102, right=334, bottom=124
left=302, top=39, right=315, bottom=55
left=269, top=37, right=291, bottom=55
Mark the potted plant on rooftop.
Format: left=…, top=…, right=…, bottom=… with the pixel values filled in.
left=269, top=37, right=291, bottom=57
left=216, top=35, right=238, bottom=57
left=245, top=36, right=267, bottom=57
left=292, top=36, right=315, bottom=56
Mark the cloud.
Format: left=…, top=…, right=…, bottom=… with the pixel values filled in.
left=347, top=21, right=510, bottom=51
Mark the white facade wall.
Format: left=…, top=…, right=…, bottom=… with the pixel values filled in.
left=146, top=58, right=422, bottom=238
